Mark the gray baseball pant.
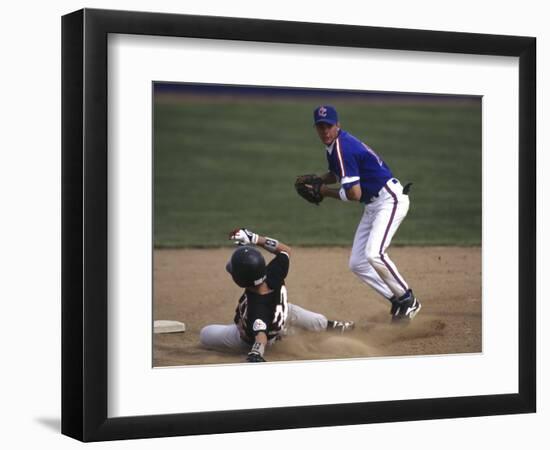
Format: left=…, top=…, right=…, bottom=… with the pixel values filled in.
left=199, top=303, right=328, bottom=353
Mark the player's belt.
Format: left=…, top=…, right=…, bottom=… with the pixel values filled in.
left=363, top=193, right=379, bottom=204
left=364, top=178, right=400, bottom=204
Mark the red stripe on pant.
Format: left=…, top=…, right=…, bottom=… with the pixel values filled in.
left=380, top=185, right=408, bottom=292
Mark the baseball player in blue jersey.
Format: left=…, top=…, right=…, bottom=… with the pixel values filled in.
left=295, top=105, right=421, bottom=321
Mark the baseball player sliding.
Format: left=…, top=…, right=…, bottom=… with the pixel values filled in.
left=295, top=105, right=421, bottom=321
left=200, top=229, right=355, bottom=362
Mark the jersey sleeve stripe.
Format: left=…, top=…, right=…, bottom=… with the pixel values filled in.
left=335, top=138, right=346, bottom=177
left=341, top=176, right=360, bottom=185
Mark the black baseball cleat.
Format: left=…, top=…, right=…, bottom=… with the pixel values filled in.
left=391, top=290, right=421, bottom=322
left=327, top=320, right=355, bottom=333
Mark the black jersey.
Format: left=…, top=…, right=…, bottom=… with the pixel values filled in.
left=233, top=252, right=290, bottom=344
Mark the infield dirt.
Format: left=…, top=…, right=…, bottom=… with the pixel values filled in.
left=153, top=246, right=481, bottom=366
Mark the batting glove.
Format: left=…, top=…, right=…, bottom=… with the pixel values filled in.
left=246, top=351, right=266, bottom=363
left=229, top=228, right=258, bottom=246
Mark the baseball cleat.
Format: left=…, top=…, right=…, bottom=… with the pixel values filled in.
left=328, top=320, right=355, bottom=333
left=391, top=290, right=422, bottom=322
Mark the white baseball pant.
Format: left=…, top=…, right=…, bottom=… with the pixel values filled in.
left=199, top=303, right=328, bottom=353
left=349, top=178, right=410, bottom=301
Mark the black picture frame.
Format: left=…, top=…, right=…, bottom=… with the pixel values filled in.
left=61, top=8, right=536, bottom=442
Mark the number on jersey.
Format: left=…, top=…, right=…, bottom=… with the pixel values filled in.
left=273, top=285, right=289, bottom=330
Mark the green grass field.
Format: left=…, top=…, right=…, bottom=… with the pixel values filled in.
left=154, top=93, right=481, bottom=247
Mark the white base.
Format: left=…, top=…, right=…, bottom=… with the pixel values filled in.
left=153, top=320, right=186, bottom=334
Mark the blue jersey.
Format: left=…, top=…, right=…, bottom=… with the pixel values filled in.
left=326, top=130, right=393, bottom=203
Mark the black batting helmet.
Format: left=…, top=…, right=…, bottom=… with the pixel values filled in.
left=225, top=246, right=266, bottom=288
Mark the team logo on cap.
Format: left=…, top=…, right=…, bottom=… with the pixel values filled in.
left=318, top=106, right=327, bottom=117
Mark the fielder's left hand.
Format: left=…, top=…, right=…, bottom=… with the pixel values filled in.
left=294, top=174, right=324, bottom=205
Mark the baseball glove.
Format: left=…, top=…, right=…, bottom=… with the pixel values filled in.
left=294, top=174, right=324, bottom=205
